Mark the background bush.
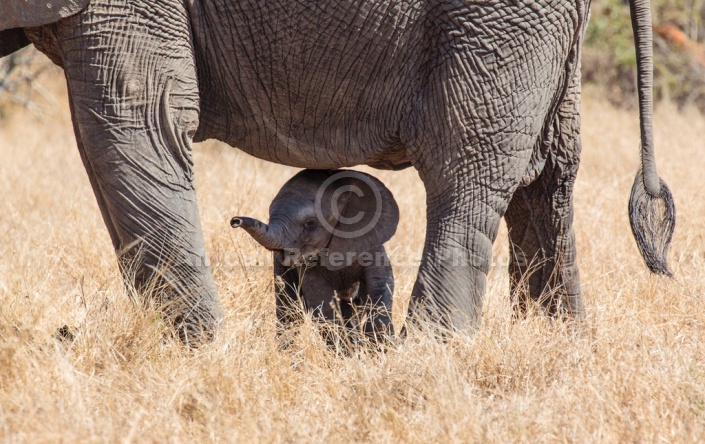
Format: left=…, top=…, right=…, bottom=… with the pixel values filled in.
left=584, top=0, right=705, bottom=110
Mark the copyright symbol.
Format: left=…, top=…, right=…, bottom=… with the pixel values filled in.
left=315, top=170, right=383, bottom=239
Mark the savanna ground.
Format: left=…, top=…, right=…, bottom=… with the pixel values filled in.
left=1, top=53, right=705, bottom=443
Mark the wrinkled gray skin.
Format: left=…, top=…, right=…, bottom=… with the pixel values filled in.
left=231, top=169, right=398, bottom=340
left=0, top=0, right=674, bottom=344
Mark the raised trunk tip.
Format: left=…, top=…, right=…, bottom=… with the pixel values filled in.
left=230, top=216, right=285, bottom=251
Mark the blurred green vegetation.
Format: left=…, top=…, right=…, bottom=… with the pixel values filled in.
left=584, top=0, right=705, bottom=110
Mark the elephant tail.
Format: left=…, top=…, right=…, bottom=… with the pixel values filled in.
left=627, top=0, right=676, bottom=277
left=629, top=168, right=675, bottom=277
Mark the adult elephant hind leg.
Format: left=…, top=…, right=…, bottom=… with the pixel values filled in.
left=50, top=0, right=223, bottom=345
left=504, top=83, right=584, bottom=320
left=504, top=187, right=583, bottom=319
left=406, top=166, right=509, bottom=333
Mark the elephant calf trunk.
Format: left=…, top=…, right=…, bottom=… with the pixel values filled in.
left=231, top=216, right=285, bottom=251
left=229, top=217, right=247, bottom=229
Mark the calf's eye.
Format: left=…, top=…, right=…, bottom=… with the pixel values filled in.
left=304, top=218, right=317, bottom=232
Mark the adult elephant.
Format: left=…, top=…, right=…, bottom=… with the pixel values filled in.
left=0, top=0, right=674, bottom=344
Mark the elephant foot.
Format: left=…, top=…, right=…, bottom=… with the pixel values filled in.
left=126, top=259, right=224, bottom=347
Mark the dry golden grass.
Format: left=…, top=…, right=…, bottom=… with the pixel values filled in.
left=1, top=60, right=704, bottom=442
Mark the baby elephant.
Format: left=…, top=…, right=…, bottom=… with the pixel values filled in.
left=231, top=169, right=398, bottom=341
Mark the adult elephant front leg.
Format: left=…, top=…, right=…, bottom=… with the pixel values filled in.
left=38, top=0, right=223, bottom=345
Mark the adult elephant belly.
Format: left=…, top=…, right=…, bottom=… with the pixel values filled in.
left=193, top=0, right=592, bottom=330
left=193, top=0, right=424, bottom=170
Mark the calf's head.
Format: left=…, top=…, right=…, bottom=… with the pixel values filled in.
left=231, top=169, right=399, bottom=266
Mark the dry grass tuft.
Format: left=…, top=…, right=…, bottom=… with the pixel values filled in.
left=1, top=64, right=704, bottom=442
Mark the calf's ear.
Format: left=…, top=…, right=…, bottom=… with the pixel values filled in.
left=326, top=171, right=399, bottom=257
